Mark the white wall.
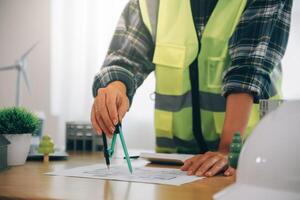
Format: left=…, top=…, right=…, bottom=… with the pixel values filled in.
left=122, top=74, right=155, bottom=150
left=0, top=0, right=60, bottom=147
left=0, top=0, right=50, bottom=108
left=282, top=1, right=300, bottom=99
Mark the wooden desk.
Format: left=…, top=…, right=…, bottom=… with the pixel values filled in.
left=0, top=152, right=234, bottom=200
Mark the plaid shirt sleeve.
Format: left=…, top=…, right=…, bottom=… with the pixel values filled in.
left=223, top=0, right=292, bottom=103
left=92, top=0, right=154, bottom=102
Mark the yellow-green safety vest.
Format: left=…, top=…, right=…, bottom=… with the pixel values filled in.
left=139, top=0, right=281, bottom=153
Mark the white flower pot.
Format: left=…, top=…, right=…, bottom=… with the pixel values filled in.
left=3, top=134, right=32, bottom=166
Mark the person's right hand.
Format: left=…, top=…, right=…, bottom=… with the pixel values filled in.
left=91, top=81, right=129, bottom=138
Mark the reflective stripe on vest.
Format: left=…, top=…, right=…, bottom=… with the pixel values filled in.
left=155, top=91, right=226, bottom=112
left=139, top=0, right=279, bottom=153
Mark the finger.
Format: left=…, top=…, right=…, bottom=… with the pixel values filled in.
left=106, top=92, right=118, bottom=126
left=94, top=92, right=105, bottom=131
left=205, top=159, right=227, bottom=177
left=180, top=158, right=195, bottom=171
left=117, top=95, right=129, bottom=122
left=195, top=156, right=219, bottom=176
left=98, top=114, right=113, bottom=138
left=91, top=105, right=102, bottom=135
left=95, top=94, right=113, bottom=137
left=187, top=154, right=208, bottom=175
left=224, top=167, right=236, bottom=176
left=97, top=93, right=115, bottom=135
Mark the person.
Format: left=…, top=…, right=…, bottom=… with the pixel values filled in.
left=91, top=0, right=292, bottom=177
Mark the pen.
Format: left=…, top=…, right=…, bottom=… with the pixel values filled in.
left=123, top=156, right=139, bottom=159
left=102, top=133, right=110, bottom=169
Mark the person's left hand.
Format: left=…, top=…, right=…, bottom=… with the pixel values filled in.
left=180, top=151, right=235, bottom=177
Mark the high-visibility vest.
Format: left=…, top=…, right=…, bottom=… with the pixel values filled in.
left=139, top=0, right=281, bottom=153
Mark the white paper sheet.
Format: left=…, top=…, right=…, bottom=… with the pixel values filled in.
left=46, top=164, right=204, bottom=186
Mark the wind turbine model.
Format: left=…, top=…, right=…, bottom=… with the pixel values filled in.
left=0, top=42, right=39, bottom=106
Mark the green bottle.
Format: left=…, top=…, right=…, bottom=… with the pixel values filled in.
left=228, top=132, right=243, bottom=169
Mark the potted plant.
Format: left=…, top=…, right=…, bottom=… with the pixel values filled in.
left=0, top=107, right=40, bottom=166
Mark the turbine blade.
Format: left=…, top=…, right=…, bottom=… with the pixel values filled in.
left=20, top=41, right=39, bottom=61
left=21, top=68, right=31, bottom=94
left=0, top=64, right=18, bottom=71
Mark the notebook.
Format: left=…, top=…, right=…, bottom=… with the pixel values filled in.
left=140, top=152, right=194, bottom=165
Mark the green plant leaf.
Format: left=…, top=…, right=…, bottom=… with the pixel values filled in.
left=0, top=107, right=40, bottom=135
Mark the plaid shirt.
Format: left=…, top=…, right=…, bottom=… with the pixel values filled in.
left=93, top=0, right=292, bottom=104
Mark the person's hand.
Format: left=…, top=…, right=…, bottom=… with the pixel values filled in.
left=91, top=81, right=129, bottom=138
left=180, top=151, right=235, bottom=177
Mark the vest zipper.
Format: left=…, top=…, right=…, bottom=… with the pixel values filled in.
left=189, top=0, right=208, bottom=153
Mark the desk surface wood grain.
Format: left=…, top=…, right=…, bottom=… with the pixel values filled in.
left=0, top=152, right=234, bottom=200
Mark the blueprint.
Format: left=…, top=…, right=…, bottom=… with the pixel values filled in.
left=46, top=164, right=203, bottom=186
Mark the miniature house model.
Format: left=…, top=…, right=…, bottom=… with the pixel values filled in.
left=0, top=135, right=10, bottom=172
